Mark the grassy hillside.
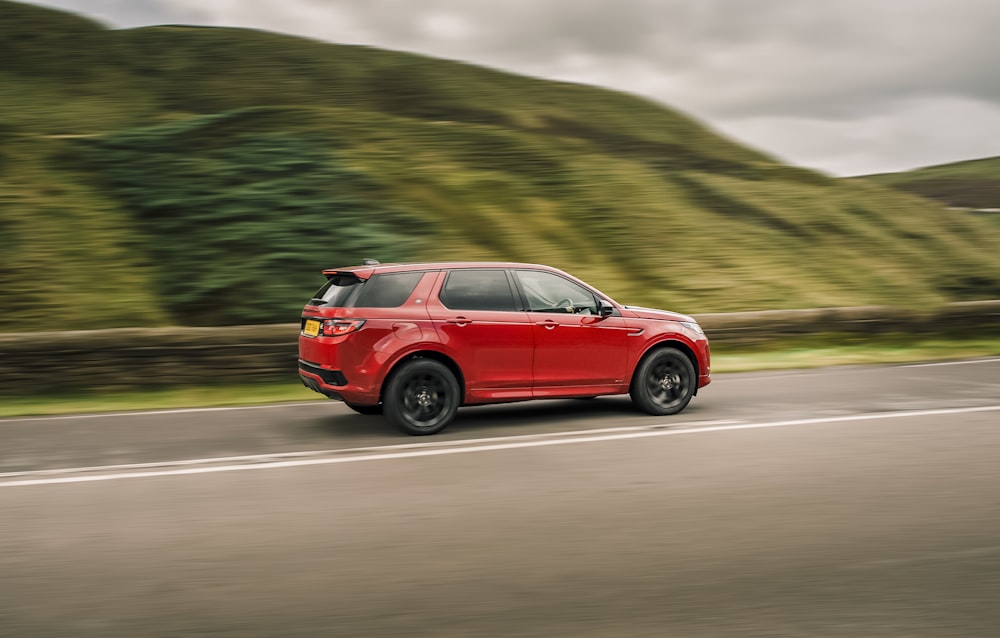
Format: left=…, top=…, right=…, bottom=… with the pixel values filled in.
left=2, top=0, right=999, bottom=330
left=857, top=156, right=1000, bottom=210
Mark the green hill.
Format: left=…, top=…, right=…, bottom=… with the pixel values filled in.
left=1, top=0, right=999, bottom=330
left=856, top=156, right=1000, bottom=210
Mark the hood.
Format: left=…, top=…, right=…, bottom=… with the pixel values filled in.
left=624, top=306, right=695, bottom=323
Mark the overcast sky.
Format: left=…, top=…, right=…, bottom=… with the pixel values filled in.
left=31, top=0, right=1000, bottom=176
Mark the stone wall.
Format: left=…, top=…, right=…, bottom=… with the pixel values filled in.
left=694, top=300, right=1000, bottom=346
left=0, top=325, right=299, bottom=395
left=1, top=301, right=997, bottom=396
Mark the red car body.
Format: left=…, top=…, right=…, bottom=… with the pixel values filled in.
left=299, top=262, right=710, bottom=434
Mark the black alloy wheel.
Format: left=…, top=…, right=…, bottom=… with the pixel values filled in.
left=630, top=347, right=696, bottom=416
left=383, top=359, right=460, bottom=435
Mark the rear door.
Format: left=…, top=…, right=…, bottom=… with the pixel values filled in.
left=425, top=269, right=534, bottom=401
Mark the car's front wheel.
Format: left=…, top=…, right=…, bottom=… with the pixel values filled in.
left=383, top=359, right=460, bottom=435
left=630, top=347, right=696, bottom=416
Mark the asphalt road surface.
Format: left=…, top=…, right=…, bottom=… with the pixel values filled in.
left=1, top=359, right=999, bottom=637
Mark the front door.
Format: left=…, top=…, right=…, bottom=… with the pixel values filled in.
left=513, top=269, right=630, bottom=394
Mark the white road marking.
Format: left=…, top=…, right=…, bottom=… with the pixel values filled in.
left=844, top=544, right=1000, bottom=570
left=2, top=406, right=998, bottom=488
left=4, top=357, right=994, bottom=423
left=901, top=358, right=1000, bottom=368
left=0, top=420, right=742, bottom=479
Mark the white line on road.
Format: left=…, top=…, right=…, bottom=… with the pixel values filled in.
left=0, top=419, right=743, bottom=479
left=4, top=357, right=994, bottom=424
left=2, top=406, right=998, bottom=488
left=901, top=358, right=1000, bottom=368
left=844, top=544, right=1000, bottom=570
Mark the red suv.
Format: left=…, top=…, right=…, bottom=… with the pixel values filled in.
left=298, top=261, right=710, bottom=435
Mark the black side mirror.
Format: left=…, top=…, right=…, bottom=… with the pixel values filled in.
left=597, top=299, right=615, bottom=318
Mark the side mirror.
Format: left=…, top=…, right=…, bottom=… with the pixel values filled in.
left=597, top=299, right=615, bottom=318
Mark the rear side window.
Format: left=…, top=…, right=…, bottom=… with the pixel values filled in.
left=353, top=271, right=424, bottom=308
left=440, top=270, right=518, bottom=311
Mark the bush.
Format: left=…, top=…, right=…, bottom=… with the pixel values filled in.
left=84, top=110, right=427, bottom=325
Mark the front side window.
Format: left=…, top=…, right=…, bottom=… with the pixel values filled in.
left=440, top=270, right=518, bottom=311
left=515, top=270, right=598, bottom=314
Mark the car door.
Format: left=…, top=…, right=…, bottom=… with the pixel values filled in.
left=513, top=269, right=630, bottom=394
left=425, top=269, right=534, bottom=402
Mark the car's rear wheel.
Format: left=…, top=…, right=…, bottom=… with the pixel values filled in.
left=344, top=401, right=382, bottom=415
left=383, top=359, right=460, bottom=435
left=630, top=347, right=696, bottom=416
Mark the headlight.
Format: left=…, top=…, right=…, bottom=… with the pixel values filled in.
left=679, top=321, right=704, bottom=336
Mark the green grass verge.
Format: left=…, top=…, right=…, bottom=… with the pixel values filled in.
left=1, top=337, right=998, bottom=418
left=714, top=336, right=1000, bottom=372
left=0, top=382, right=326, bottom=418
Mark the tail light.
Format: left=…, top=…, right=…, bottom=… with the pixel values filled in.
left=322, top=319, right=366, bottom=337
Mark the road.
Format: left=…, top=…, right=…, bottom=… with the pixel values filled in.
left=1, top=359, right=999, bottom=637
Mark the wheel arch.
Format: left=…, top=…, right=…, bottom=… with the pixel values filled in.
left=379, top=349, right=466, bottom=404
left=632, top=339, right=701, bottom=395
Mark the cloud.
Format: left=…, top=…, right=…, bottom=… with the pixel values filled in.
left=717, top=97, right=1000, bottom=176
left=27, top=0, right=1000, bottom=175
left=33, top=0, right=210, bottom=27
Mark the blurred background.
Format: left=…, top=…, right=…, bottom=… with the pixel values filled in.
left=2, top=0, right=999, bottom=334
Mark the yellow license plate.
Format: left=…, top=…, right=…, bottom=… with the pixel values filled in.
left=303, top=319, right=321, bottom=337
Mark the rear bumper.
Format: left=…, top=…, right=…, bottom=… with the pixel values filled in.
left=298, top=359, right=376, bottom=404
left=299, top=373, right=342, bottom=401
left=298, top=360, right=347, bottom=386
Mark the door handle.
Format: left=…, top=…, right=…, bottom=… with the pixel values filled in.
left=447, top=317, right=471, bottom=327
left=536, top=320, right=558, bottom=330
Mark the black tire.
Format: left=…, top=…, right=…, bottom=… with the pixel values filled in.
left=629, top=347, right=696, bottom=416
left=383, top=359, right=460, bottom=435
left=344, top=402, right=382, bottom=416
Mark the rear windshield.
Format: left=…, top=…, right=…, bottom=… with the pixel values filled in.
left=311, top=275, right=364, bottom=307
left=310, top=271, right=423, bottom=308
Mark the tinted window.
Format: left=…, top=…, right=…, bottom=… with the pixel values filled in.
left=440, top=270, right=518, bottom=311
left=353, top=272, right=424, bottom=308
left=515, top=270, right=598, bottom=314
left=311, top=275, right=364, bottom=307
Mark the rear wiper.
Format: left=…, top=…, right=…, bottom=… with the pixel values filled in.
left=309, top=298, right=328, bottom=306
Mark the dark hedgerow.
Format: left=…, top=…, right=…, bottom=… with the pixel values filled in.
left=83, top=111, right=427, bottom=325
